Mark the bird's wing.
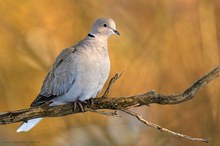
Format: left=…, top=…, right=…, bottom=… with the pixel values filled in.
left=31, top=47, right=76, bottom=106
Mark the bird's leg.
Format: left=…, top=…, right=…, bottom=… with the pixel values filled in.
left=73, top=100, right=84, bottom=112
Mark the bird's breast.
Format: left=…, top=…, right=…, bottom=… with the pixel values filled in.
left=78, top=47, right=110, bottom=80
left=75, top=47, right=110, bottom=94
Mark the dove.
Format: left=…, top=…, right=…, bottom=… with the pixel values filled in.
left=17, top=18, right=120, bottom=132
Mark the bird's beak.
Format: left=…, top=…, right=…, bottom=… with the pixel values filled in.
left=113, top=30, right=120, bottom=36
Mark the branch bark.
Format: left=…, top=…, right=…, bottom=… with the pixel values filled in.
left=1, top=65, right=220, bottom=143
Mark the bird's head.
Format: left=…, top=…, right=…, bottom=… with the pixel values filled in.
left=89, top=18, right=120, bottom=38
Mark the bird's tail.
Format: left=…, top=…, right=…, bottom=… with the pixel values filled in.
left=16, top=118, right=43, bottom=132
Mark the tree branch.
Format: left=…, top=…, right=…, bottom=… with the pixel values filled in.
left=121, top=109, right=210, bottom=143
left=1, top=65, right=220, bottom=143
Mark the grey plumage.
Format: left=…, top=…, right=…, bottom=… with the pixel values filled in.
left=31, top=48, right=77, bottom=106
left=17, top=18, right=119, bottom=132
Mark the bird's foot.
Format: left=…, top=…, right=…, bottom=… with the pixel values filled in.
left=73, top=100, right=84, bottom=112
left=83, top=98, right=94, bottom=106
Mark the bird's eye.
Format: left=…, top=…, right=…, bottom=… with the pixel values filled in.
left=103, top=24, right=107, bottom=27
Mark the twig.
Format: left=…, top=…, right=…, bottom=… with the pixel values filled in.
left=102, top=72, right=123, bottom=98
left=121, top=109, right=210, bottom=143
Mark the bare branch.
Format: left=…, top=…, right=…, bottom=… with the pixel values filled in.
left=121, top=109, right=210, bottom=143
left=1, top=65, right=220, bottom=122
left=1, top=65, right=220, bottom=143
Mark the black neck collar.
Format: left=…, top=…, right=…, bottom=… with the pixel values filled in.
left=88, top=33, right=95, bottom=37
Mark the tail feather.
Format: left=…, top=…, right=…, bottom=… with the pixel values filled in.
left=16, top=118, right=43, bottom=132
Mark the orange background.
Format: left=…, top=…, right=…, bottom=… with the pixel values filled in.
left=0, top=0, right=219, bottom=146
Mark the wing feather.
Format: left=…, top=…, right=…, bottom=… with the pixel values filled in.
left=31, top=47, right=76, bottom=106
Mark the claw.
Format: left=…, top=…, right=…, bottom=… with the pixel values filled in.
left=89, top=98, right=94, bottom=105
left=83, top=98, right=94, bottom=106
left=73, top=100, right=84, bottom=112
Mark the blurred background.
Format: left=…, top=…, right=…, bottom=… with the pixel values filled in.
left=0, top=0, right=220, bottom=145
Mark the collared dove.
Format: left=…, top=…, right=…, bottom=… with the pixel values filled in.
left=17, top=18, right=120, bottom=132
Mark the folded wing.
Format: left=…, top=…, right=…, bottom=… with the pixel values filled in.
left=31, top=47, right=76, bottom=106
